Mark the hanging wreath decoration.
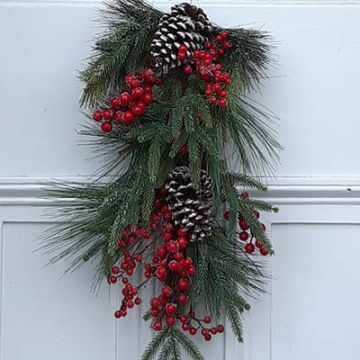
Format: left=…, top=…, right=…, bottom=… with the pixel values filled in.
left=44, top=1, right=280, bottom=359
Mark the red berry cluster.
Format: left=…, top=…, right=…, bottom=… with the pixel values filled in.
left=110, top=226, right=152, bottom=318
left=181, top=31, right=232, bottom=108
left=179, top=313, right=224, bottom=341
left=92, top=69, right=163, bottom=133
left=110, top=187, right=225, bottom=340
left=178, top=44, right=189, bottom=62
left=224, top=192, right=269, bottom=256
left=116, top=226, right=151, bottom=251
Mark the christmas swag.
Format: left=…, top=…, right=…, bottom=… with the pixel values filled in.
left=44, top=1, right=280, bottom=359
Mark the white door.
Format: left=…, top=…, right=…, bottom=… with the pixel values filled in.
left=1, top=1, right=360, bottom=359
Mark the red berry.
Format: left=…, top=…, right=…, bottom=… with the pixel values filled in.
left=132, top=106, right=143, bottom=116
left=124, top=74, right=133, bottom=82
left=189, top=327, right=197, bottom=336
left=150, top=308, right=160, bottom=317
left=179, top=44, right=187, bottom=52
left=168, top=260, right=180, bottom=272
left=135, top=298, right=142, bottom=305
left=110, top=97, right=119, bottom=109
left=92, top=110, right=102, bottom=121
left=143, top=69, right=153, bottom=81
left=119, top=92, right=131, bottom=106
left=217, top=324, right=224, bottom=333
left=203, top=316, right=211, bottom=324
left=214, top=83, right=222, bottom=93
left=111, top=266, right=120, bottom=274
left=223, top=41, right=231, bottom=50
left=260, top=247, right=269, bottom=256
left=101, top=121, right=112, bottom=133
left=245, top=243, right=255, bottom=254
left=150, top=297, right=160, bottom=308
left=215, top=35, right=222, bottom=42
left=166, top=316, right=176, bottom=327
left=179, top=144, right=189, bottom=156
left=241, top=191, right=250, bottom=199
left=161, top=287, right=172, bottom=298
left=210, top=327, right=218, bottom=335
left=109, top=275, right=117, bottom=284
left=178, top=228, right=188, bottom=237
left=123, top=111, right=134, bottom=124
left=152, top=320, right=162, bottom=331
left=142, top=230, right=151, bottom=239
left=176, top=294, right=188, bottom=305
left=129, top=79, right=140, bottom=89
left=184, top=65, right=193, bottom=74
left=178, top=52, right=186, bottom=61
left=205, top=88, right=213, bottom=96
left=200, top=70, right=210, bottom=81
left=113, top=111, right=123, bottom=123
left=218, top=98, right=227, bottom=107
left=239, top=220, right=249, bottom=231
left=253, top=210, right=260, bottom=219
left=208, top=96, right=217, bottom=105
left=178, top=237, right=188, bottom=249
left=165, top=303, right=177, bottom=315
left=239, top=231, right=249, bottom=241
left=220, top=31, right=229, bottom=40
left=102, top=110, right=112, bottom=120
left=261, top=223, right=266, bottom=232
left=114, top=310, right=121, bottom=318
left=182, top=257, right=192, bottom=268
left=255, top=240, right=263, bottom=248
left=219, top=90, right=228, bottom=98
left=143, top=93, right=153, bottom=105
left=163, top=223, right=173, bottom=232
left=167, top=241, right=179, bottom=254
left=187, top=266, right=196, bottom=276
left=201, top=328, right=209, bottom=336
left=162, top=232, right=172, bottom=241
left=182, top=323, right=189, bottom=331
left=132, top=87, right=144, bottom=99
left=155, top=246, right=167, bottom=258
left=174, top=252, right=183, bottom=262
left=177, top=278, right=190, bottom=292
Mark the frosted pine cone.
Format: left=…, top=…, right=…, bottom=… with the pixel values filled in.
left=150, top=2, right=214, bottom=72
left=165, top=166, right=213, bottom=242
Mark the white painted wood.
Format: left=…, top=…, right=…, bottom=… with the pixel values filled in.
left=1, top=1, right=360, bottom=360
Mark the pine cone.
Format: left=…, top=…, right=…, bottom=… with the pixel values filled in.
left=150, top=2, right=214, bottom=72
left=165, top=166, right=213, bottom=242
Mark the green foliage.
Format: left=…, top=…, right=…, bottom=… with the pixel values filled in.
left=141, top=329, right=171, bottom=360
left=80, top=0, right=163, bottom=107
left=189, top=228, right=265, bottom=340
left=141, top=328, right=203, bottom=360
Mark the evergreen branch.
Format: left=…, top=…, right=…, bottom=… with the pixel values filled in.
left=228, top=172, right=267, bottom=192
left=172, top=327, right=205, bottom=360
left=223, top=28, right=273, bottom=91
left=141, top=328, right=170, bottom=360
left=224, top=299, right=244, bottom=343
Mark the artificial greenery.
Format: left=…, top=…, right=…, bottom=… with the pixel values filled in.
left=43, top=1, right=280, bottom=359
